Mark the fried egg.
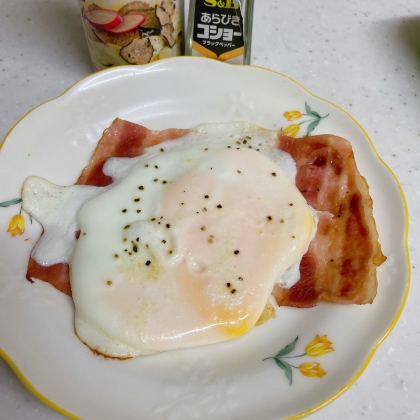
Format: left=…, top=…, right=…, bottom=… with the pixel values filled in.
left=22, top=122, right=316, bottom=358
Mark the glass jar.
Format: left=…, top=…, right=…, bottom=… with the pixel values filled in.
left=78, top=0, right=184, bottom=71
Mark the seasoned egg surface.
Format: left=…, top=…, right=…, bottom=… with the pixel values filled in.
left=69, top=123, right=315, bottom=357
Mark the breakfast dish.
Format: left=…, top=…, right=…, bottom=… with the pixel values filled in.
left=21, top=115, right=385, bottom=358
left=23, top=120, right=319, bottom=357
left=0, top=59, right=409, bottom=419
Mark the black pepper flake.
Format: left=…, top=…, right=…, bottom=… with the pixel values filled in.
left=134, top=198, right=140, bottom=202
left=226, top=283, right=231, bottom=287
left=337, top=214, right=341, bottom=218
left=292, top=236, right=295, bottom=238
left=237, top=170, right=241, bottom=174
left=243, top=139, right=247, bottom=144
left=162, top=240, right=166, bottom=243
left=155, top=165, right=159, bottom=169
left=267, top=216, right=272, bottom=221
left=289, top=203, right=293, bottom=206
left=302, top=190, right=307, bottom=193
left=114, top=254, right=119, bottom=258
left=317, top=188, right=320, bottom=191
left=123, top=238, right=127, bottom=242
left=280, top=219, right=284, bottom=223
left=256, top=149, right=260, bottom=151
left=128, top=252, right=132, bottom=255
left=145, top=260, right=151, bottom=266
left=124, top=249, right=128, bottom=252
left=203, top=207, right=207, bottom=212
left=133, top=245, right=138, bottom=252
left=234, top=250, right=240, bottom=255
left=231, top=289, right=236, bottom=294
left=136, top=237, right=139, bottom=242
left=238, top=276, right=243, bottom=281
left=181, top=202, right=184, bottom=205
left=204, top=148, right=208, bottom=151
left=169, top=250, right=173, bottom=254
left=166, top=224, right=170, bottom=228
left=122, top=209, right=127, bottom=213
left=124, top=225, right=130, bottom=229
left=249, top=145, right=252, bottom=149
left=162, top=180, right=167, bottom=184
left=154, top=179, right=158, bottom=182
left=151, top=218, right=156, bottom=221
left=201, top=226, right=206, bottom=231
left=272, top=172, right=277, bottom=177
left=160, top=148, right=164, bottom=152
left=330, top=259, right=334, bottom=262
left=246, top=136, right=251, bottom=140
left=138, top=186, right=144, bottom=190
left=204, top=195, right=209, bottom=199
left=137, top=209, right=141, bottom=213
left=107, top=280, right=112, bottom=285
left=227, top=146, right=231, bottom=148
left=145, top=164, right=149, bottom=167
left=217, top=204, right=222, bottom=208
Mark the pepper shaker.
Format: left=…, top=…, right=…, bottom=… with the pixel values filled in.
left=185, top=0, right=254, bottom=64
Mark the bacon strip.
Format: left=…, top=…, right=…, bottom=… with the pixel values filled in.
left=76, top=118, right=189, bottom=187
left=26, top=119, right=189, bottom=295
left=272, top=132, right=386, bottom=307
left=26, top=259, right=71, bottom=295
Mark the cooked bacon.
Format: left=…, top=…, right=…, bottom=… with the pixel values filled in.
left=26, top=257, right=72, bottom=296
left=76, top=118, right=189, bottom=187
left=27, top=121, right=386, bottom=307
left=272, top=132, right=386, bottom=308
left=26, top=119, right=189, bottom=294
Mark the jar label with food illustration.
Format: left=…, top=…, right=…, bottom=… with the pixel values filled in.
left=79, top=0, right=183, bottom=70
left=189, top=0, right=245, bottom=63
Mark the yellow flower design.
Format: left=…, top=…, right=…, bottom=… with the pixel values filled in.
left=282, top=102, right=330, bottom=136
left=299, top=362, right=326, bottom=378
left=305, top=334, right=334, bottom=357
left=264, top=334, right=334, bottom=385
left=283, top=110, right=302, bottom=121
left=7, top=214, right=25, bottom=237
left=283, top=124, right=300, bottom=138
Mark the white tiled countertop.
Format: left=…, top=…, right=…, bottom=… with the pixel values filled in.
left=0, top=0, right=418, bottom=419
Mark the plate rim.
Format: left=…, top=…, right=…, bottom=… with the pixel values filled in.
left=0, top=57, right=411, bottom=420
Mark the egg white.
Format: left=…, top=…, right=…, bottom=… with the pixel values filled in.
left=22, top=122, right=316, bottom=358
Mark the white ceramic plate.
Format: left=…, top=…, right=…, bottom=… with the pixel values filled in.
left=0, top=58, right=409, bottom=420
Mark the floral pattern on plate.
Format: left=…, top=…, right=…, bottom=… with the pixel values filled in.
left=283, top=102, right=329, bottom=137
left=0, top=198, right=26, bottom=237
left=264, top=334, right=334, bottom=384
